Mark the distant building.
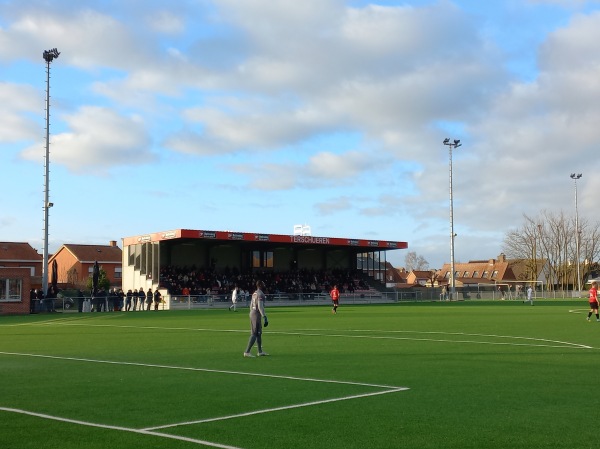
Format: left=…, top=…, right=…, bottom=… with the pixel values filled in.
left=0, top=242, right=43, bottom=275
left=48, top=241, right=122, bottom=288
left=407, top=270, right=435, bottom=287
left=0, top=242, right=41, bottom=315
left=437, top=253, right=514, bottom=287
left=0, top=242, right=42, bottom=287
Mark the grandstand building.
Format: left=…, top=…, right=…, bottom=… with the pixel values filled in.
left=121, top=228, right=408, bottom=308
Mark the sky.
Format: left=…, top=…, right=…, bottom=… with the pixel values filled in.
left=2, top=0, right=600, bottom=270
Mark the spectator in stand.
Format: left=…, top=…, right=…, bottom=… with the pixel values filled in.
left=138, top=288, right=144, bottom=311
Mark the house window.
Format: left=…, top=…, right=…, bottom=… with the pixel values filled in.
left=463, top=271, right=470, bottom=277
left=473, top=271, right=480, bottom=277
left=0, top=278, right=22, bottom=302
left=444, top=271, right=450, bottom=279
left=115, top=267, right=122, bottom=279
left=482, top=270, right=489, bottom=278
left=491, top=270, right=498, bottom=278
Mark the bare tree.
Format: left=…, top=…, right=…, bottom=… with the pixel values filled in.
left=503, top=210, right=600, bottom=291
left=404, top=251, right=430, bottom=272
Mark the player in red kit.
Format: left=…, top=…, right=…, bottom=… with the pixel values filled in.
left=330, top=285, right=340, bottom=314
left=587, top=281, right=599, bottom=322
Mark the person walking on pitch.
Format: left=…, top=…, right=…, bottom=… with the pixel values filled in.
left=229, top=284, right=240, bottom=312
left=524, top=285, right=534, bottom=305
left=243, top=281, right=269, bottom=357
left=330, top=284, right=340, bottom=314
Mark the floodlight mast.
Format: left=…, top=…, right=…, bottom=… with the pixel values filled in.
left=41, top=48, right=60, bottom=298
left=443, top=138, right=461, bottom=300
left=570, top=173, right=582, bottom=295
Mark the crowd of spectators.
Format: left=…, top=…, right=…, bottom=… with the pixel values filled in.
left=159, top=265, right=370, bottom=298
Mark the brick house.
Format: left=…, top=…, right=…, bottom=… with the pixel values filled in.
left=407, top=270, right=436, bottom=287
left=0, top=242, right=41, bottom=314
left=0, top=267, right=33, bottom=315
left=0, top=242, right=43, bottom=282
left=48, top=241, right=122, bottom=289
left=437, top=253, right=518, bottom=288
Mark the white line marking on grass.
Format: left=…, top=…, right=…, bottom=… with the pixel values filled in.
left=0, top=407, right=245, bottom=449
left=569, top=309, right=589, bottom=315
left=0, top=351, right=404, bottom=389
left=284, top=329, right=594, bottom=350
left=40, top=320, right=593, bottom=349
left=145, top=387, right=407, bottom=431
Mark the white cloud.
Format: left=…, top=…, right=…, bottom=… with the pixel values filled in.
left=2, top=0, right=600, bottom=268
left=0, top=82, right=40, bottom=142
left=20, top=106, right=154, bottom=173
left=145, top=10, right=186, bottom=35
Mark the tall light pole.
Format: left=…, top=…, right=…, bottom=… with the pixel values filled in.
left=42, top=48, right=60, bottom=297
left=443, top=138, right=461, bottom=300
left=570, top=173, right=582, bottom=294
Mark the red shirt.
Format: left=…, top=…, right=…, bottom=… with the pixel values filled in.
left=589, top=287, right=598, bottom=304
left=330, top=288, right=340, bottom=301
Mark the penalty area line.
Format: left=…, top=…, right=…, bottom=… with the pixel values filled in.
left=0, top=407, right=245, bottom=449
left=0, top=351, right=404, bottom=390
left=144, top=387, right=408, bottom=431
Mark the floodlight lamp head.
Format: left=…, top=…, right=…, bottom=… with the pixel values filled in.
left=454, top=139, right=460, bottom=145
left=443, top=138, right=450, bottom=144
left=570, top=173, right=575, bottom=178
left=43, top=48, right=60, bottom=63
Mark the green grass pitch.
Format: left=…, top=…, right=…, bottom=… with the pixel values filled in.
left=1, top=300, right=598, bottom=449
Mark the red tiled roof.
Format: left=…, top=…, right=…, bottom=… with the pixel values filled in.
left=438, top=258, right=517, bottom=283
left=0, top=242, right=42, bottom=262
left=60, top=244, right=122, bottom=263
left=411, top=270, right=433, bottom=279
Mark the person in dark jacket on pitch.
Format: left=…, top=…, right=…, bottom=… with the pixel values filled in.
left=153, top=289, right=162, bottom=311
left=146, top=288, right=153, bottom=311
left=132, top=289, right=139, bottom=311
left=138, top=288, right=144, bottom=311
left=94, top=288, right=106, bottom=312
left=30, top=289, right=37, bottom=314
left=77, top=289, right=84, bottom=313
left=125, top=289, right=133, bottom=311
